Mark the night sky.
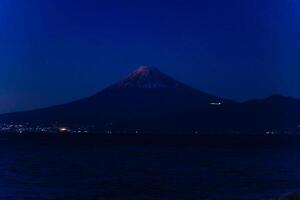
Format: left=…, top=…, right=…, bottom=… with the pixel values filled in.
left=0, top=0, right=300, bottom=113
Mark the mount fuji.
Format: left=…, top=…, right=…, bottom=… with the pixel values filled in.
left=1, top=66, right=300, bottom=133
left=0, top=66, right=231, bottom=130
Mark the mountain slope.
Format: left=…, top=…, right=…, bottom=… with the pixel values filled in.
left=1, top=66, right=298, bottom=133
left=166, top=95, right=300, bottom=133
left=0, top=66, right=231, bottom=129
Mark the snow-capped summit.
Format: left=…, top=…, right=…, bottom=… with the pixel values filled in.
left=111, top=66, right=184, bottom=89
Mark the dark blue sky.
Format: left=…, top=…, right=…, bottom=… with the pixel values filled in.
left=0, top=0, right=300, bottom=113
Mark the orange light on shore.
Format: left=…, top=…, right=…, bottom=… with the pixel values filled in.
left=59, top=128, right=68, bottom=133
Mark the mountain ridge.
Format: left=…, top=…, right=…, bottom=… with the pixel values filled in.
left=0, top=66, right=299, bottom=133
left=0, top=66, right=227, bottom=126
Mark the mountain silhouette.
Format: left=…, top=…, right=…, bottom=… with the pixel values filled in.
left=0, top=66, right=230, bottom=129
left=0, top=66, right=299, bottom=133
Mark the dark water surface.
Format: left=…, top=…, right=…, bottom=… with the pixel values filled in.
left=0, top=134, right=299, bottom=200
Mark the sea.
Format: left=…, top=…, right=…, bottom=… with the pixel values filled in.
left=0, top=134, right=299, bottom=200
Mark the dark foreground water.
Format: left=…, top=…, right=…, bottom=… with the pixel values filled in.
left=0, top=134, right=300, bottom=200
